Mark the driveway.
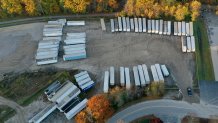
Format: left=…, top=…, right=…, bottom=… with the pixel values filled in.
left=107, top=99, right=218, bottom=123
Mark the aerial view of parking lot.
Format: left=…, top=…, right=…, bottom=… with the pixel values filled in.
left=0, top=0, right=218, bottom=123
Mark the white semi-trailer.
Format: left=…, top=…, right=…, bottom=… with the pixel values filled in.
left=122, top=17, right=127, bottom=31
left=189, top=22, right=194, bottom=36
left=133, top=66, right=141, bottom=87
left=120, top=67, right=125, bottom=86
left=186, top=22, right=190, bottom=36
left=103, top=71, right=109, bottom=93
left=138, top=18, right=143, bottom=32
left=155, top=64, right=164, bottom=82
left=126, top=17, right=131, bottom=32
left=109, top=67, right=115, bottom=86
left=151, top=65, right=159, bottom=83
left=118, top=17, right=122, bottom=31
left=142, top=64, right=150, bottom=84
left=110, top=19, right=115, bottom=33
left=152, top=20, right=155, bottom=33
left=159, top=20, right=163, bottom=35
left=167, top=21, right=171, bottom=35
left=125, top=67, right=131, bottom=89
left=142, top=18, right=147, bottom=32
left=160, top=65, right=169, bottom=77
left=187, top=36, right=191, bottom=52
left=182, top=21, right=186, bottom=36
left=148, top=20, right=152, bottom=33
left=134, top=18, right=139, bottom=32
left=181, top=36, right=187, bottom=52
left=130, top=18, right=134, bottom=31
left=178, top=22, right=182, bottom=36
left=174, top=22, right=178, bottom=36
left=191, top=36, right=195, bottom=52
left=155, top=20, right=159, bottom=34
left=138, top=65, right=146, bottom=86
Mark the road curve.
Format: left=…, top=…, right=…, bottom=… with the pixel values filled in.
left=0, top=96, right=26, bottom=123
left=107, top=99, right=218, bottom=123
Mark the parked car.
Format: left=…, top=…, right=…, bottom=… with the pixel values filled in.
left=187, top=87, right=193, bottom=96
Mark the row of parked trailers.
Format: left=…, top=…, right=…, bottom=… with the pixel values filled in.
left=110, top=17, right=194, bottom=36
left=63, top=21, right=87, bottom=61
left=181, top=36, right=196, bottom=53
left=36, top=19, right=66, bottom=65
left=29, top=80, right=88, bottom=123
left=103, top=64, right=169, bottom=93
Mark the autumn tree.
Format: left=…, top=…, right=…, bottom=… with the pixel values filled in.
left=63, top=0, right=91, bottom=13
left=87, top=94, right=114, bottom=122
left=0, top=0, right=22, bottom=15
left=190, top=0, right=201, bottom=21
left=123, top=0, right=134, bottom=16
left=40, top=0, right=60, bottom=14
left=75, top=110, right=92, bottom=123
left=108, top=0, right=119, bottom=10
left=175, top=4, right=189, bottom=21
left=22, top=0, right=38, bottom=15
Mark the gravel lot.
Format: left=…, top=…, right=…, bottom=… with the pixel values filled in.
left=0, top=20, right=196, bottom=122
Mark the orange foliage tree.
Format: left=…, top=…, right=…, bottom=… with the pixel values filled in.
left=190, top=0, right=201, bottom=21
left=108, top=0, right=119, bottom=9
left=87, top=94, right=114, bottom=122
left=63, top=0, right=91, bottom=13
left=0, top=0, right=22, bottom=15
left=22, top=0, right=38, bottom=15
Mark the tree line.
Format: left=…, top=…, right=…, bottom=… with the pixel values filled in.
left=0, top=0, right=202, bottom=21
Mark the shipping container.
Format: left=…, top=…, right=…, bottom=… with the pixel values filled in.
left=138, top=65, right=146, bottom=86
left=133, top=66, right=141, bottom=86
left=191, top=36, right=195, bottom=52
left=126, top=17, right=131, bottom=32
left=109, top=67, right=115, bottom=86
left=125, top=68, right=131, bottom=89
left=110, top=19, right=115, bottom=33
left=120, top=67, right=125, bottom=86
left=103, top=71, right=109, bottom=93
left=138, top=18, right=143, bottom=32
left=159, top=20, right=163, bottom=35
left=155, top=64, right=164, bottom=82
left=134, top=18, right=139, bottom=32
left=142, top=18, right=147, bottom=32
left=142, top=64, right=150, bottom=84
left=186, top=36, right=191, bottom=52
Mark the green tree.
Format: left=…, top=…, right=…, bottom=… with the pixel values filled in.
left=40, top=0, right=60, bottom=14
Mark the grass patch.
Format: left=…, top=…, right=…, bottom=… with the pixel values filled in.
left=0, top=106, right=16, bottom=123
left=194, top=19, right=215, bottom=85
left=0, top=69, right=77, bottom=106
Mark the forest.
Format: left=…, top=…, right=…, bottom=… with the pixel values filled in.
left=0, top=0, right=216, bottom=21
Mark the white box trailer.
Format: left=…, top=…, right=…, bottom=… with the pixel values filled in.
left=37, top=47, right=58, bottom=53
left=142, top=18, right=147, bottom=32
left=138, top=65, right=146, bottom=86
left=43, top=36, right=61, bottom=41
left=147, top=20, right=152, bottom=33
left=133, top=66, right=140, bottom=86
left=134, top=18, right=139, bottom=32
left=178, top=22, right=182, bottom=36
left=74, top=71, right=88, bottom=78
left=38, top=44, right=59, bottom=49
left=186, top=36, right=191, bottom=52
left=118, top=17, right=122, bottom=31
left=189, top=22, right=194, bottom=36
left=155, top=20, right=159, bottom=34
left=63, top=53, right=87, bottom=61
left=160, top=65, right=169, bottom=77
left=191, top=36, right=195, bottom=52
left=44, top=24, right=63, bottom=28
left=67, top=21, right=85, bottom=26
left=122, top=17, right=127, bottom=31
left=125, top=68, right=131, bottom=89
left=64, top=49, right=86, bottom=55
left=110, top=19, right=115, bottom=33
left=181, top=36, right=187, bottom=52
left=126, top=17, right=131, bottom=32
left=138, top=18, right=143, bottom=32
left=109, top=67, right=115, bottom=86
left=186, top=23, right=190, bottom=36
left=182, top=21, right=186, bottom=36
left=151, top=20, right=155, bottom=33
left=80, top=80, right=94, bottom=91
left=37, top=59, right=58, bottom=65
left=151, top=65, right=159, bottom=82
left=75, top=74, right=89, bottom=82
left=163, top=21, right=167, bottom=35
left=120, top=67, right=125, bottom=86
left=167, top=21, right=171, bottom=35
left=130, top=18, right=134, bottom=31
left=142, top=64, right=150, bottom=84
left=43, top=32, right=62, bottom=37
left=37, top=51, right=58, bottom=56
left=67, top=32, right=86, bottom=38
left=64, top=38, right=86, bottom=45
left=114, top=19, right=119, bottom=32
left=103, top=71, right=109, bottom=93
left=174, top=22, right=178, bottom=36
left=159, top=20, right=163, bottom=35
left=100, top=18, right=106, bottom=31
left=155, top=64, right=164, bottom=82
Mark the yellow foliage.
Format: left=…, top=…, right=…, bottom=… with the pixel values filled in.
left=108, top=0, right=118, bottom=9
left=63, top=0, right=91, bottom=13
left=190, top=0, right=201, bottom=11
left=22, top=0, right=37, bottom=15
left=175, top=4, right=189, bottom=21
left=0, top=0, right=22, bottom=15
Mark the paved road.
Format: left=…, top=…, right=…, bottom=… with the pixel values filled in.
left=108, top=99, right=218, bottom=123
left=0, top=96, right=26, bottom=123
